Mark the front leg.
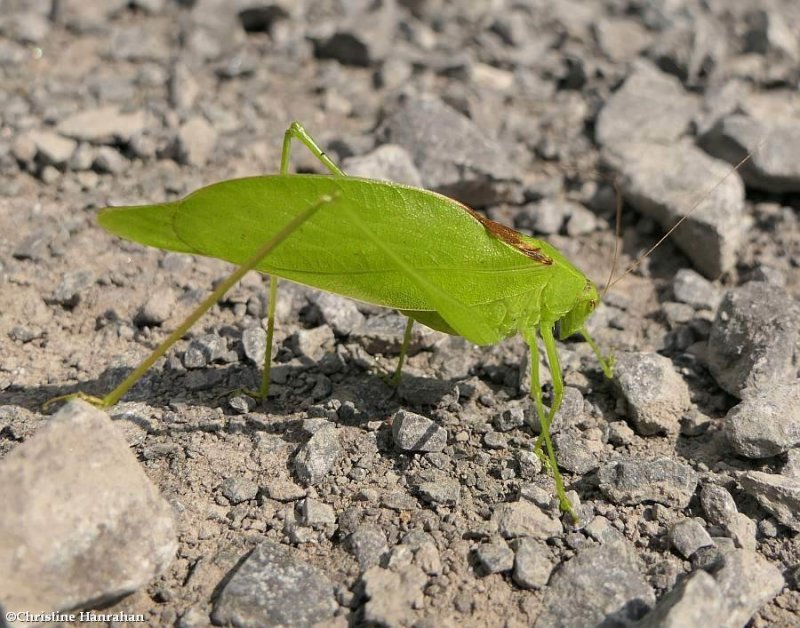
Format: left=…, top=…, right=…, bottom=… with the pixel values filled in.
left=522, top=326, right=575, bottom=519
left=281, top=121, right=345, bottom=175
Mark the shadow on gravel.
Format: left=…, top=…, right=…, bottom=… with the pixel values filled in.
left=3, top=362, right=464, bottom=426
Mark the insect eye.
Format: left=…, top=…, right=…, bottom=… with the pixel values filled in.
left=589, top=299, right=596, bottom=310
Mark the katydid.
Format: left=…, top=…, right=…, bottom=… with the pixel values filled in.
left=47, top=122, right=616, bottom=517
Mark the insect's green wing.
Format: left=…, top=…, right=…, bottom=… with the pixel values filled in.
left=99, top=175, right=552, bottom=345
left=98, top=200, right=194, bottom=254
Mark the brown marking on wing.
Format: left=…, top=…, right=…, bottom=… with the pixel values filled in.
left=461, top=205, right=553, bottom=265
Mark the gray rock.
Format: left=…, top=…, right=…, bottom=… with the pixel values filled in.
left=53, top=0, right=128, bottom=33
left=691, top=545, right=727, bottom=572
left=598, top=458, right=698, bottom=508
left=40, top=164, right=60, bottom=183
left=8, top=325, right=41, bottom=343
left=228, top=394, right=255, bottom=414
left=379, top=93, right=521, bottom=206
left=517, top=198, right=580, bottom=236
left=725, top=383, right=800, bottom=458
left=680, top=409, right=713, bottom=437
left=109, top=24, right=170, bottom=62
left=49, top=270, right=93, bottom=308
left=392, top=410, right=447, bottom=452
left=519, top=483, right=558, bottom=510
left=376, top=56, right=412, bottom=90
left=237, top=3, right=291, bottom=32
left=673, top=268, right=720, bottom=310
left=533, top=386, right=585, bottom=436
left=476, top=542, right=514, bottom=574
left=184, top=369, right=224, bottom=391
left=739, top=471, right=800, bottom=532
left=311, top=292, right=365, bottom=336
left=310, top=1, right=397, bottom=67
left=242, top=326, right=267, bottom=366
left=351, top=312, right=431, bottom=355
left=516, top=449, right=543, bottom=480
left=27, top=130, right=76, bottom=166
left=0, top=401, right=176, bottom=616
left=186, top=0, right=247, bottom=61
left=593, top=18, right=651, bottom=62
left=183, top=334, right=227, bottom=369
left=724, top=512, right=757, bottom=551
left=645, top=16, right=727, bottom=87
left=131, top=0, right=167, bottom=14
left=584, top=516, right=626, bottom=544
left=0, top=38, right=26, bottom=65
left=135, top=288, right=176, bottom=326
left=565, top=203, right=600, bottom=236
left=412, top=540, right=442, bottom=576
left=417, top=479, right=460, bottom=505
left=495, top=500, right=563, bottom=540
left=668, top=519, right=713, bottom=559
left=92, top=146, right=127, bottom=174
left=289, top=325, right=335, bottom=364
left=714, top=549, right=784, bottom=628
left=663, top=301, right=697, bottom=326
left=169, top=61, right=200, bottom=111
left=294, top=427, right=341, bottom=485
left=707, top=282, right=800, bottom=398
left=0, top=11, right=50, bottom=44
left=342, top=144, right=423, bottom=188
left=348, top=524, right=388, bottom=570
left=747, top=264, right=787, bottom=288
left=220, top=477, right=258, bottom=504
left=494, top=404, right=526, bottom=432
left=634, top=570, right=727, bottom=628
left=212, top=540, right=337, bottom=626
left=398, top=376, right=459, bottom=409
left=361, top=564, right=427, bottom=627
left=483, top=431, right=507, bottom=450
left=608, top=420, right=635, bottom=446
left=512, top=538, right=554, bottom=590
left=701, top=114, right=800, bottom=193
left=536, top=540, right=655, bottom=628
left=300, top=498, right=336, bottom=527
left=595, top=62, right=698, bottom=148
left=614, top=352, right=691, bottom=436
left=68, top=143, right=95, bottom=171
left=13, top=229, right=51, bottom=261
left=266, top=478, right=306, bottom=502
left=782, top=449, right=800, bottom=479
left=11, top=133, right=37, bottom=165
left=552, top=429, right=601, bottom=475
left=176, top=116, right=218, bottom=166
left=604, top=140, right=745, bottom=278
left=700, top=484, right=739, bottom=528
left=744, top=8, right=800, bottom=60
left=57, top=106, right=147, bottom=144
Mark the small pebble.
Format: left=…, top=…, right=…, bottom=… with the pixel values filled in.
left=598, top=458, right=698, bottom=508
left=392, top=410, right=447, bottom=452
left=220, top=477, right=258, bottom=504
left=476, top=542, right=514, bottom=574
left=294, top=427, right=342, bottom=486
left=669, top=519, right=714, bottom=558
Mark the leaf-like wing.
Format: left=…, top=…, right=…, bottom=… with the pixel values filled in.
left=99, top=175, right=552, bottom=341
left=98, top=201, right=194, bottom=254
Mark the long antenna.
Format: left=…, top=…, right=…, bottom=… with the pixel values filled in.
left=601, top=176, right=623, bottom=299
left=607, top=149, right=758, bottom=290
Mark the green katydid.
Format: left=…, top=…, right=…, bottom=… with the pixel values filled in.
left=47, top=121, right=623, bottom=517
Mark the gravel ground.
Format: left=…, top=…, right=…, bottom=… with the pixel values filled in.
left=1, top=1, right=800, bottom=627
